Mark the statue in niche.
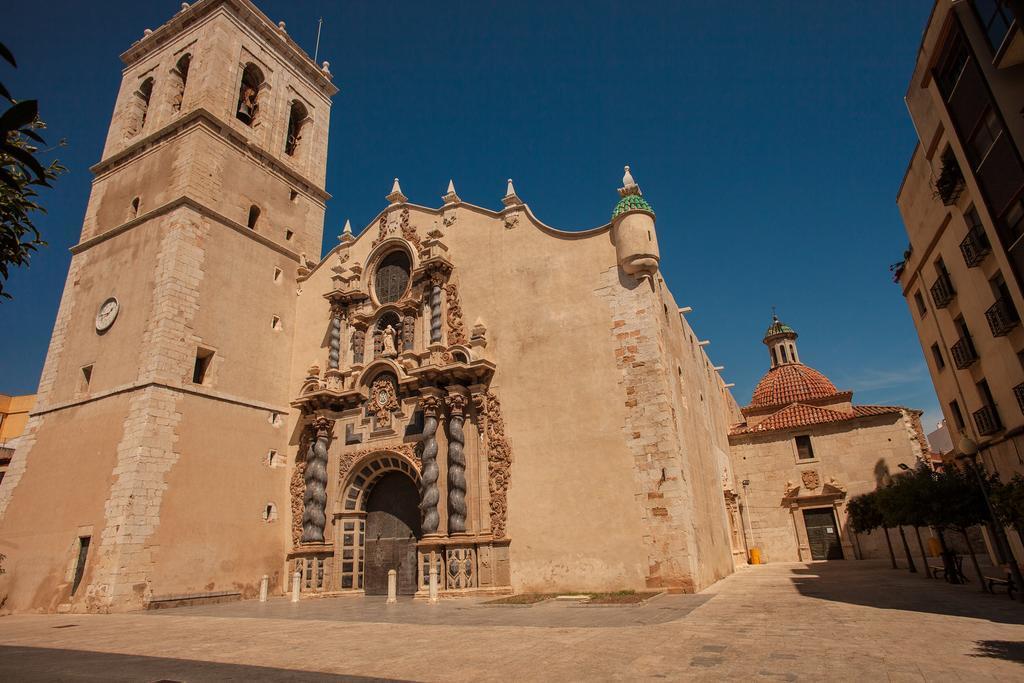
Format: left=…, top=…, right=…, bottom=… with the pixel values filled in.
left=381, top=324, right=398, bottom=357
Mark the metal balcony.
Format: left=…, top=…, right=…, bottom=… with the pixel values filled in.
left=951, top=337, right=978, bottom=369
left=930, top=273, right=956, bottom=309
left=986, top=296, right=1021, bottom=337
left=973, top=404, right=1003, bottom=436
left=960, top=226, right=991, bottom=268
left=1014, top=382, right=1024, bottom=414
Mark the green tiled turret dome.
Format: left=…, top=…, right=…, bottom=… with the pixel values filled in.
left=612, top=194, right=655, bottom=221
left=763, top=316, right=796, bottom=341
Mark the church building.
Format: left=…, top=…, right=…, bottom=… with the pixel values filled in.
left=727, top=317, right=927, bottom=563
left=0, top=0, right=743, bottom=612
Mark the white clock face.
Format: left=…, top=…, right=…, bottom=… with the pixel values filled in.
left=95, top=297, right=120, bottom=332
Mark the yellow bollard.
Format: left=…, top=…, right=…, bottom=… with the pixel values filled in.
left=927, top=537, right=941, bottom=557
left=750, top=548, right=761, bottom=565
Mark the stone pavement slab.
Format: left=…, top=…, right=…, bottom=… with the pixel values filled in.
left=0, top=560, right=1022, bottom=681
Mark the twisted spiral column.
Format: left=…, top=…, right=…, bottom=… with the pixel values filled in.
left=301, top=417, right=333, bottom=543
left=328, top=304, right=343, bottom=370
left=430, top=283, right=442, bottom=343
left=446, top=392, right=468, bottom=533
left=418, top=394, right=442, bottom=534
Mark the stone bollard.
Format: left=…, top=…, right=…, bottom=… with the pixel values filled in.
left=291, top=570, right=301, bottom=602
left=386, top=569, right=397, bottom=604
left=428, top=564, right=439, bottom=604
left=259, top=574, right=269, bottom=602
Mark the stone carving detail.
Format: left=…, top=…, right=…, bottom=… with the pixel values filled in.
left=369, top=376, right=399, bottom=428
left=290, top=436, right=309, bottom=547
left=381, top=324, right=398, bottom=357
left=783, top=480, right=800, bottom=498
left=338, top=442, right=420, bottom=486
left=483, top=391, right=512, bottom=539
left=801, top=469, right=820, bottom=491
left=399, top=208, right=422, bottom=251
left=446, top=393, right=468, bottom=533
left=429, top=283, right=443, bottom=343
left=503, top=212, right=520, bottom=230
left=352, top=328, right=366, bottom=364
left=418, top=395, right=442, bottom=535
left=328, top=303, right=343, bottom=370
left=446, top=547, right=475, bottom=589
left=444, top=282, right=467, bottom=346
left=301, top=417, right=334, bottom=543
left=372, top=213, right=393, bottom=247
left=823, top=476, right=846, bottom=495
left=402, top=314, right=416, bottom=351
left=443, top=211, right=457, bottom=227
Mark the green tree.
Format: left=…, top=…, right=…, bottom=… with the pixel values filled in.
left=0, top=42, right=66, bottom=300
left=990, top=474, right=1024, bottom=532
left=876, top=478, right=918, bottom=574
left=848, top=491, right=897, bottom=569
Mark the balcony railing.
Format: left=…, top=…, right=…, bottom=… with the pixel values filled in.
left=1014, top=382, right=1024, bottom=414
left=986, top=296, right=1021, bottom=337
left=930, top=273, right=956, bottom=309
left=951, top=337, right=978, bottom=369
left=973, top=404, right=1003, bottom=436
left=960, top=226, right=991, bottom=268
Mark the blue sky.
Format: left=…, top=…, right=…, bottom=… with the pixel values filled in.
left=1, top=1, right=942, bottom=431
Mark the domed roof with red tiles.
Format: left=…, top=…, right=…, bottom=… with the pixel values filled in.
left=750, top=363, right=839, bottom=409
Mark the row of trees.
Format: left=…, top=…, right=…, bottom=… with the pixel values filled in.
left=848, top=462, right=1024, bottom=598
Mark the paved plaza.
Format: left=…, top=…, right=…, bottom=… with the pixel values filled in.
left=0, top=560, right=1023, bottom=681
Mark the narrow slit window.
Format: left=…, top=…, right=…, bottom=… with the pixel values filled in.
left=192, top=347, right=214, bottom=385
left=285, top=229, right=294, bottom=241
left=272, top=315, right=282, bottom=331
left=130, top=196, right=140, bottom=218
left=273, top=267, right=282, bottom=282
left=80, top=365, right=93, bottom=393
left=247, top=205, right=260, bottom=229
left=72, top=536, right=91, bottom=595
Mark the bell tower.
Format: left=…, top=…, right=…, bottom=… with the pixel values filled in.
left=0, top=0, right=337, bottom=613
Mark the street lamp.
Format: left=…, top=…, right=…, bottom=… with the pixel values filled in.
left=956, top=433, right=1024, bottom=602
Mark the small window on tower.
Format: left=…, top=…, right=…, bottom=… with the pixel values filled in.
left=72, top=536, right=91, bottom=595
left=247, top=205, right=261, bottom=230
left=272, top=315, right=282, bottom=331
left=79, top=365, right=93, bottom=393
left=285, top=229, right=294, bottom=241
left=795, top=435, right=815, bottom=460
left=273, top=267, right=282, bottom=283
left=931, top=343, right=946, bottom=370
left=192, top=347, right=214, bottom=385
left=289, top=189, right=299, bottom=202
left=130, top=196, right=140, bottom=218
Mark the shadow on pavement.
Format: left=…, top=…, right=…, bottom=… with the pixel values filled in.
left=0, top=645, right=408, bottom=682
left=788, top=560, right=1024, bottom=625
left=971, top=640, right=1024, bottom=664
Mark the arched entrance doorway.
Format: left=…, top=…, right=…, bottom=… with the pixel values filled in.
left=364, top=471, right=421, bottom=595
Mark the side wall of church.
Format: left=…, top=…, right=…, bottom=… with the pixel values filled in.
left=729, top=413, right=924, bottom=563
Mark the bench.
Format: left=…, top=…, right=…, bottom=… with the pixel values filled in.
left=927, top=555, right=967, bottom=583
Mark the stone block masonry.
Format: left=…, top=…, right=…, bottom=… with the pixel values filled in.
left=86, top=212, right=207, bottom=612
left=595, top=268, right=698, bottom=591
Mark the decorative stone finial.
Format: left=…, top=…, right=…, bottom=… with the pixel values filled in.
left=623, top=165, right=636, bottom=188
left=386, top=178, right=407, bottom=205
left=180, top=2, right=190, bottom=11
left=278, top=21, right=287, bottom=32
left=321, top=61, right=331, bottom=74
left=339, top=218, right=354, bottom=243
left=442, top=179, right=461, bottom=205
left=502, top=178, right=523, bottom=208
left=143, top=28, right=153, bottom=37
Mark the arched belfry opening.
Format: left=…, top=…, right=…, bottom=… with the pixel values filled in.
left=236, top=63, right=265, bottom=127
left=170, top=53, right=191, bottom=113
left=285, top=100, right=309, bottom=156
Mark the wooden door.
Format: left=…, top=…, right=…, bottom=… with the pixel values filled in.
left=803, top=508, right=843, bottom=560
left=363, top=472, right=421, bottom=595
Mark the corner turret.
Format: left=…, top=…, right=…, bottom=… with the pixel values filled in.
left=611, top=165, right=659, bottom=278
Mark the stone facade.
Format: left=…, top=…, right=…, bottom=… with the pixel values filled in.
left=0, top=0, right=741, bottom=612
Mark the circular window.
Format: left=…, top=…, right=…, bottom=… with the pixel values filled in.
left=374, top=251, right=411, bottom=304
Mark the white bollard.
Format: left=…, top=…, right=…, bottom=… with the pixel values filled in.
left=291, top=570, right=301, bottom=602
left=386, top=568, right=397, bottom=604
left=259, top=574, right=269, bottom=602
left=428, top=564, right=439, bottom=604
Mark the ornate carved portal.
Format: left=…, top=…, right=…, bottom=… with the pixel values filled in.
left=301, top=417, right=334, bottom=544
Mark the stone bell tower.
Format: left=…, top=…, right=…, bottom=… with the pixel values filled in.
left=0, top=0, right=336, bottom=613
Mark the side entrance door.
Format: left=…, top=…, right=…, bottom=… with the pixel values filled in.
left=803, top=508, right=843, bottom=560
left=363, top=472, right=421, bottom=595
